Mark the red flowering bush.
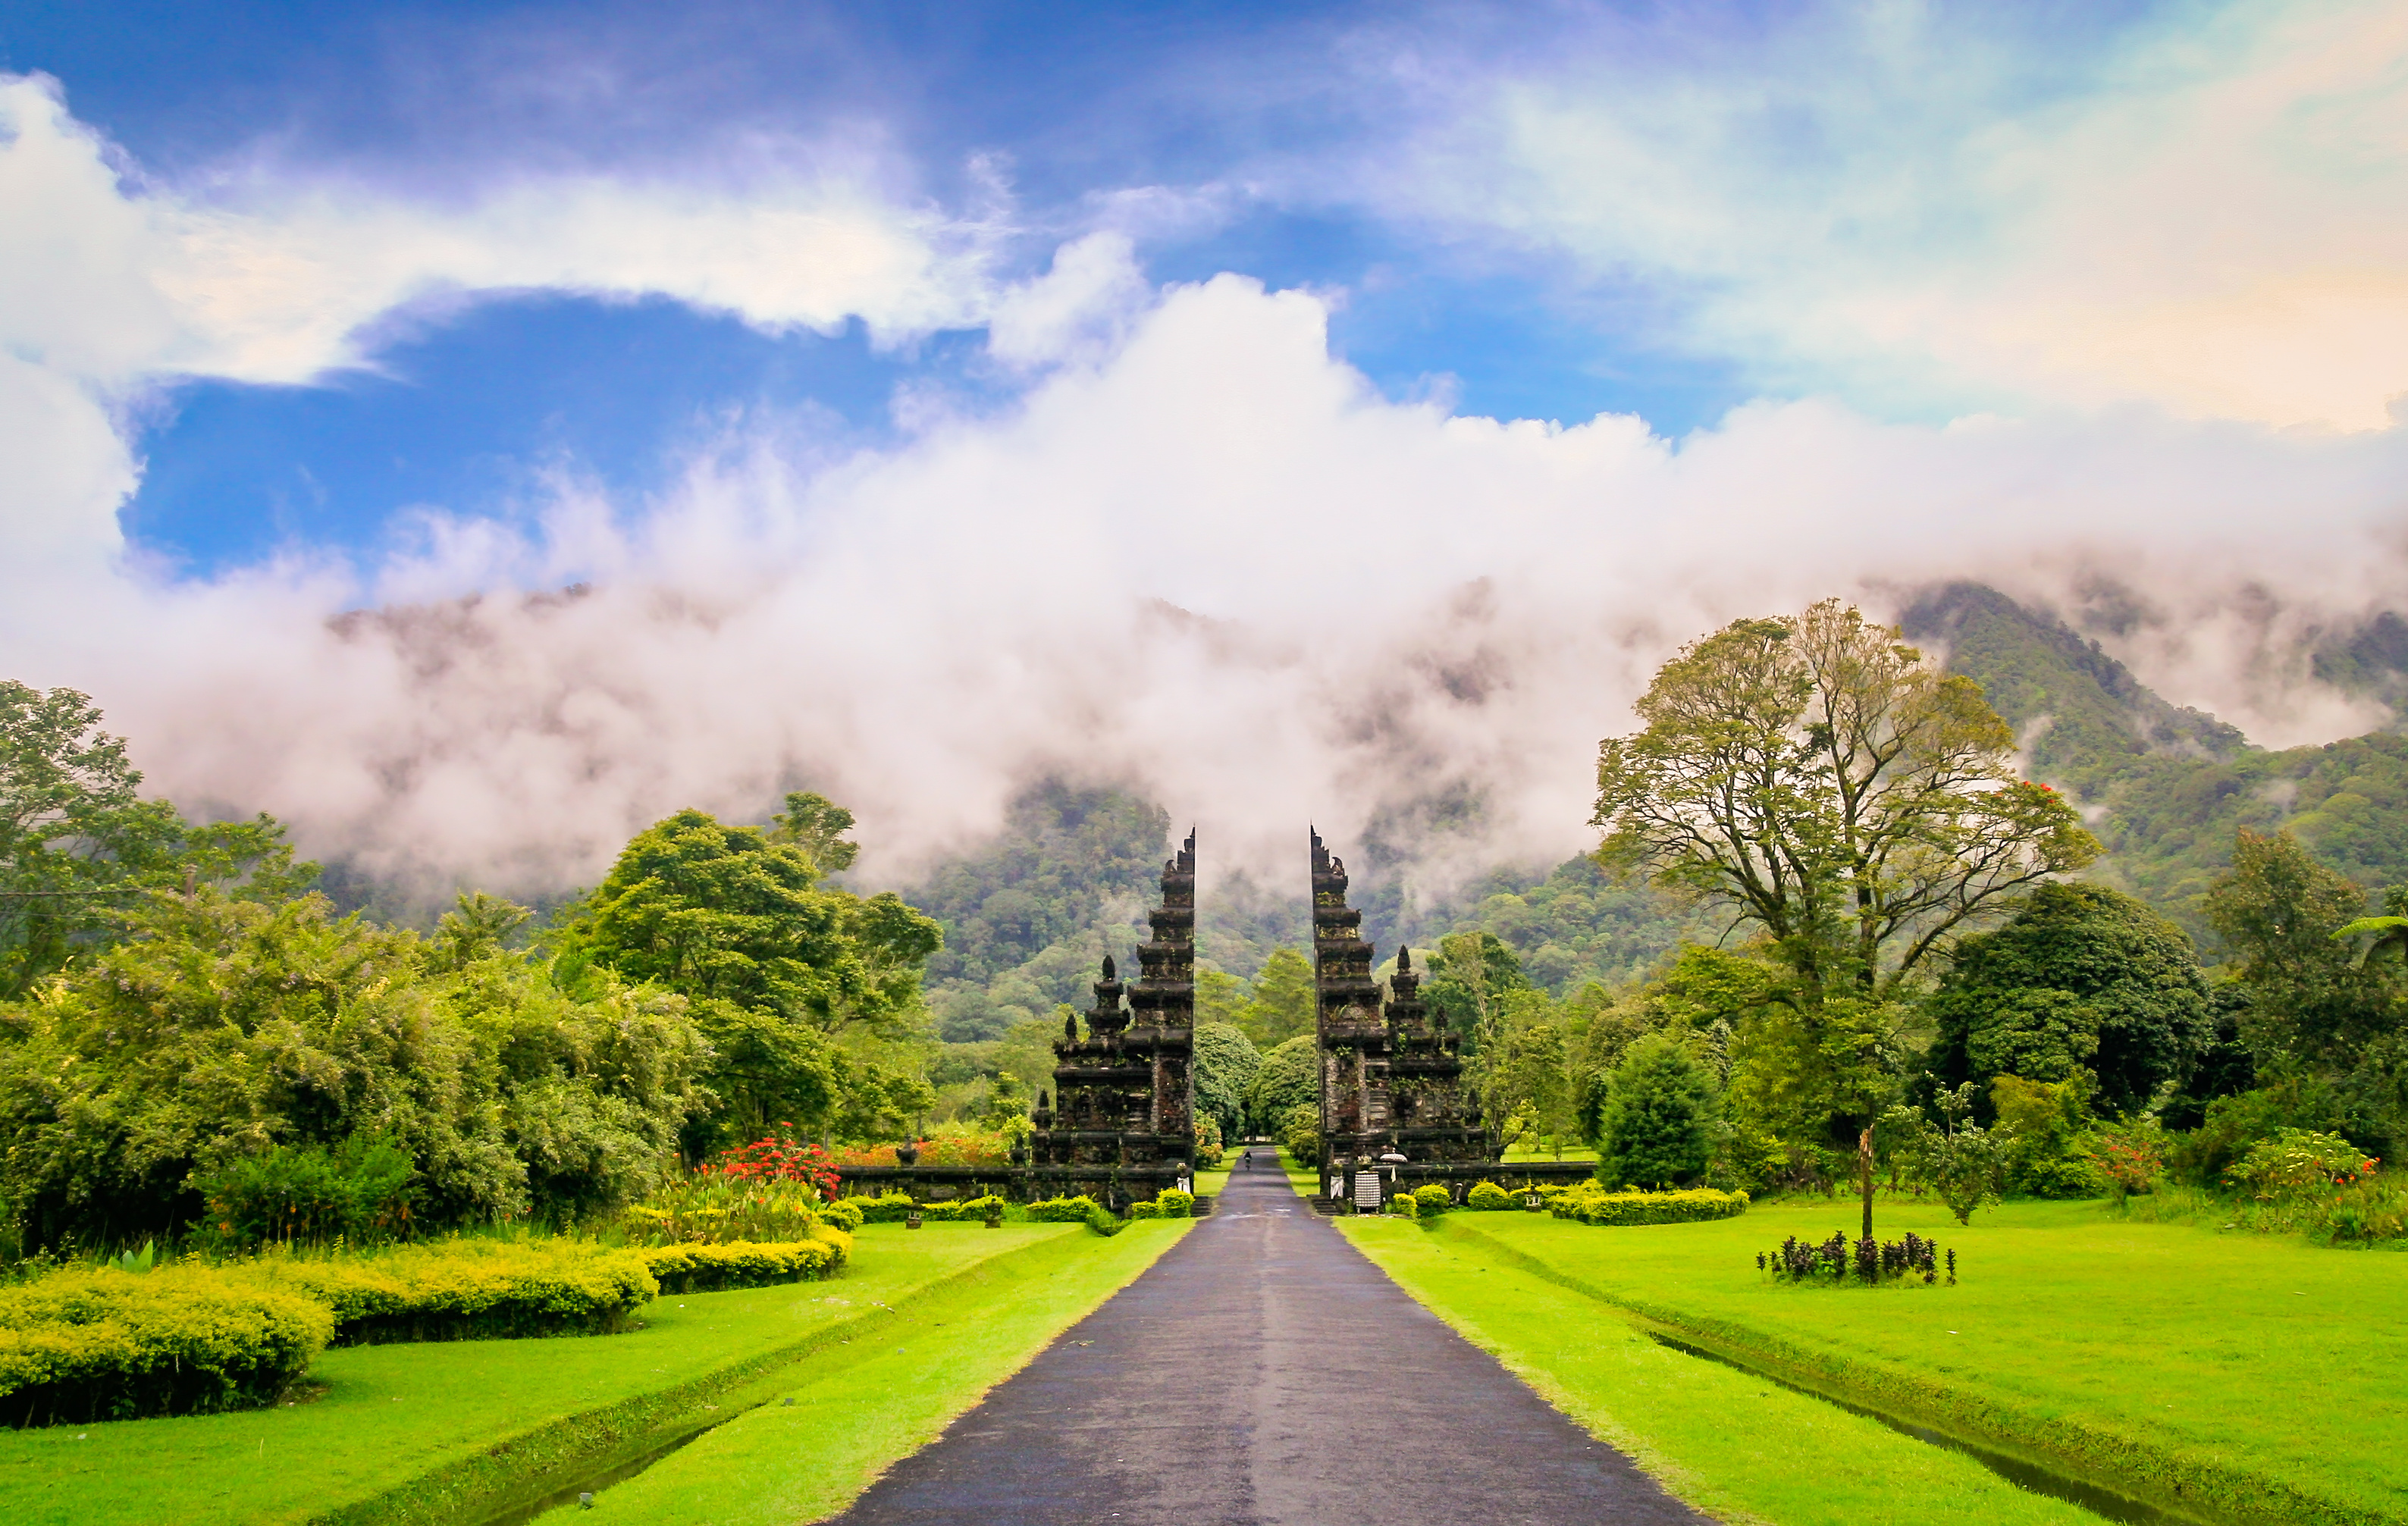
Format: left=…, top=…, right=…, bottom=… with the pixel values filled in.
left=707, top=1127, right=839, bottom=1197
left=2227, top=1130, right=2380, bottom=1201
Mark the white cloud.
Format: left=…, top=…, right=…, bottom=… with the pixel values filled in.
left=1372, top=0, right=2408, bottom=430
left=8, top=271, right=2401, bottom=906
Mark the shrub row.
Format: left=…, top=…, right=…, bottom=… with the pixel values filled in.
left=1026, top=1195, right=1104, bottom=1223
left=0, top=1265, right=334, bottom=1427
left=914, top=1195, right=1007, bottom=1223
left=639, top=1233, right=848, bottom=1294
left=1124, top=1189, right=1194, bottom=1220
left=256, top=1239, right=660, bottom=1345
left=853, top=1193, right=919, bottom=1224
left=1547, top=1185, right=1750, bottom=1227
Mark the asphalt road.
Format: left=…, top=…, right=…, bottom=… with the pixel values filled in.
left=823, top=1149, right=1707, bottom=1526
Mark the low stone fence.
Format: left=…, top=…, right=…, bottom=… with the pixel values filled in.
left=832, top=1163, right=1196, bottom=1211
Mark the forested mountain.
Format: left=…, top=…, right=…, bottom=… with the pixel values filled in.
left=1903, top=583, right=2408, bottom=948
left=905, top=584, right=2408, bottom=1049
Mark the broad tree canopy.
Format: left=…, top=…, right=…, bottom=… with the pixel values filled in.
left=1591, top=600, right=2099, bottom=1001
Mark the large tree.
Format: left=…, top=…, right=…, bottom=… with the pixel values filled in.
left=1191, top=1022, right=1262, bottom=1148
left=560, top=807, right=942, bottom=1152
left=2208, top=829, right=2399, bottom=1067
left=1238, top=947, right=1316, bottom=1047
left=1593, top=600, right=2099, bottom=1001
left=1246, top=1033, right=1319, bottom=1136
left=1927, top=882, right=2215, bottom=1117
left=1, top=682, right=315, bottom=998
left=1593, top=601, right=2099, bottom=1233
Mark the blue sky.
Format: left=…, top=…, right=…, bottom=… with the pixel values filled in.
left=1, top=0, right=2141, bottom=574
left=5, top=0, right=2406, bottom=888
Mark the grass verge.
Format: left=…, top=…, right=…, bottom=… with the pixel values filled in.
left=1356, top=1198, right=2408, bottom=1525
left=537, top=1217, right=1191, bottom=1524
left=0, top=1224, right=1140, bottom=1525
left=1342, top=1217, right=2110, bottom=1526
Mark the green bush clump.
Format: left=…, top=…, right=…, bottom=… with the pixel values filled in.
left=1466, top=1180, right=1516, bottom=1211
left=852, top=1193, right=919, bottom=1224
left=1155, top=1189, right=1193, bottom=1219
left=1084, top=1206, right=1126, bottom=1237
left=0, top=1265, right=334, bottom=1427
left=913, top=1195, right=1007, bottom=1223
left=193, top=1134, right=418, bottom=1250
left=256, top=1239, right=658, bottom=1344
left=1026, top=1195, right=1103, bottom=1223
left=639, top=1236, right=846, bottom=1294
left=1547, top=1185, right=1749, bottom=1227
left=1388, top=1189, right=1419, bottom=1220
left=1126, top=1199, right=1161, bottom=1219
left=816, top=1197, right=864, bottom=1233
left=1411, top=1184, right=1453, bottom=1215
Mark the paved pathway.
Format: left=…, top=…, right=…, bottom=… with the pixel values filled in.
left=826, top=1150, right=1707, bottom=1526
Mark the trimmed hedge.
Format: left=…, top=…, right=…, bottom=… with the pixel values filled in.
left=1466, top=1180, right=1516, bottom=1211
left=1412, top=1184, right=1453, bottom=1215
left=640, top=1235, right=847, bottom=1294
left=0, top=1265, right=334, bottom=1427
left=1126, top=1199, right=1160, bottom=1219
left=914, top=1195, right=1006, bottom=1223
left=1027, top=1195, right=1103, bottom=1224
left=1546, top=1186, right=1750, bottom=1227
left=853, top=1193, right=919, bottom=1224
left=1389, top=1189, right=1420, bottom=1220
left=259, top=1239, right=659, bottom=1344
left=1155, top=1189, right=1193, bottom=1219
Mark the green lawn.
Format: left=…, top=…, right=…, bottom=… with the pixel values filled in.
left=1344, top=1217, right=2110, bottom=1526
left=0, top=1223, right=1175, bottom=1525
left=1347, top=1197, right=2408, bottom=1526
left=544, top=1218, right=1189, bottom=1523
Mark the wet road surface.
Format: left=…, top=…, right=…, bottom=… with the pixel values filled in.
left=823, top=1149, right=1707, bottom=1526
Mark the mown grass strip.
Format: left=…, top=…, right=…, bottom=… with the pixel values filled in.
left=0, top=1224, right=1083, bottom=1526
left=1342, top=1216, right=2115, bottom=1526
left=531, top=1217, right=1193, bottom=1524
left=1424, top=1205, right=2405, bottom=1526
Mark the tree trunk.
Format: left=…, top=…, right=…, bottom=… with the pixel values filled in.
left=1858, top=1125, right=1875, bottom=1241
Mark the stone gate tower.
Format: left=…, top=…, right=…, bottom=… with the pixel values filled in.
left=1027, top=831, right=1197, bottom=1206
left=1312, top=829, right=1489, bottom=1200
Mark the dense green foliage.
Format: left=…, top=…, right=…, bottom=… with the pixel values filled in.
left=908, top=785, right=1169, bottom=1042
left=0, top=891, right=709, bottom=1251
left=1927, top=882, right=2215, bottom=1115
left=560, top=808, right=942, bottom=1155
left=0, top=1263, right=334, bottom=1426
left=1190, top=1023, right=1259, bottom=1145
left=1905, top=583, right=2408, bottom=943
left=1234, top=946, right=1315, bottom=1045
left=0, top=685, right=319, bottom=1003
left=1594, top=1034, right=1717, bottom=1188
left=1244, top=1034, right=1318, bottom=1136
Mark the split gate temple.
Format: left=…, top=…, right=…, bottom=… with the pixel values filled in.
left=836, top=827, right=1594, bottom=1210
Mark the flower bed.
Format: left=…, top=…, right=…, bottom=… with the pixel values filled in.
left=0, top=1265, right=334, bottom=1427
